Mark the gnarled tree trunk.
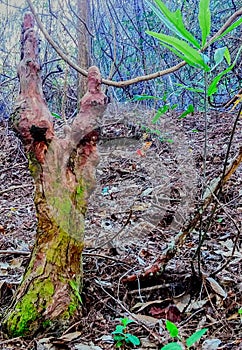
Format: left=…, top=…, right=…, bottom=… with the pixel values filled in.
left=77, top=0, right=91, bottom=101
left=3, top=13, right=107, bottom=337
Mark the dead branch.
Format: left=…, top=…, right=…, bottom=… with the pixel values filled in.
left=122, top=146, right=242, bottom=283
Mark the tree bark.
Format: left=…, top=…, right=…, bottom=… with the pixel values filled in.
left=3, top=13, right=107, bottom=337
left=77, top=0, right=91, bottom=103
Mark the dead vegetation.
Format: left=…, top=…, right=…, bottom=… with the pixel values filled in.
left=0, top=104, right=241, bottom=349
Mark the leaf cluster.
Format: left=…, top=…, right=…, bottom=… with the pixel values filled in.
left=112, top=318, right=140, bottom=348
left=146, top=0, right=241, bottom=80
left=161, top=320, right=208, bottom=350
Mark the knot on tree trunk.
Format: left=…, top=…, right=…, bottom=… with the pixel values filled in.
left=80, top=66, right=109, bottom=111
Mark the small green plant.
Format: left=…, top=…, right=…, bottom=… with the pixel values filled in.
left=160, top=320, right=208, bottom=349
left=239, top=307, right=242, bottom=322
left=112, top=317, right=140, bottom=348
left=132, top=92, right=178, bottom=122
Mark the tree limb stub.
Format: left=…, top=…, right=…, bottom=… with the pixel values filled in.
left=3, top=12, right=107, bottom=337
left=26, top=0, right=242, bottom=87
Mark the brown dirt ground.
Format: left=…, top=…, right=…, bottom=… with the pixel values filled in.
left=0, top=105, right=241, bottom=350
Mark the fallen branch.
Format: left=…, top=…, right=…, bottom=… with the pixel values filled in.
left=180, top=146, right=242, bottom=242
left=122, top=146, right=242, bottom=283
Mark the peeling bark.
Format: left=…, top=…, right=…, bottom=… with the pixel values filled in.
left=3, top=13, right=107, bottom=337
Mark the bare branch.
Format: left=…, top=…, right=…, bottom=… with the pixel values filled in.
left=26, top=0, right=242, bottom=87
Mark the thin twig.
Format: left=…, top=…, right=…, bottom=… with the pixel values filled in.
left=83, top=252, right=130, bottom=266
left=0, top=184, right=34, bottom=195
left=0, top=250, right=30, bottom=255
left=99, top=284, right=164, bottom=343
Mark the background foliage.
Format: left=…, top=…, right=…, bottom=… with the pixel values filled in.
left=0, top=0, right=241, bottom=120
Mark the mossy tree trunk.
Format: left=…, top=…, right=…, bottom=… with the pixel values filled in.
left=3, top=13, right=107, bottom=337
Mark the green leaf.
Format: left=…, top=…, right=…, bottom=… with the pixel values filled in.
left=152, top=105, right=169, bottom=123
left=186, top=328, right=208, bottom=347
left=145, top=1, right=178, bottom=34
left=145, top=0, right=200, bottom=48
left=198, top=0, right=211, bottom=47
left=238, top=308, right=242, bottom=315
left=214, top=47, right=227, bottom=66
left=171, top=104, right=178, bottom=110
left=160, top=342, right=183, bottom=350
left=175, top=83, right=204, bottom=93
left=115, top=340, right=123, bottom=348
left=132, top=94, right=161, bottom=101
left=113, top=334, right=124, bottom=341
left=153, top=129, right=162, bottom=135
left=178, top=104, right=194, bottom=119
left=224, top=47, right=231, bottom=65
left=214, top=17, right=242, bottom=43
left=158, top=41, right=197, bottom=67
left=202, top=53, right=210, bottom=64
left=121, top=317, right=134, bottom=327
left=51, top=112, right=61, bottom=119
left=208, top=46, right=242, bottom=96
left=112, top=325, right=125, bottom=334
left=162, top=92, right=168, bottom=101
left=185, top=87, right=204, bottom=93
left=126, top=333, right=140, bottom=345
left=208, top=66, right=232, bottom=96
left=217, top=218, right=223, bottom=223
left=166, top=320, right=179, bottom=338
left=146, top=31, right=210, bottom=71
left=211, top=46, right=231, bottom=70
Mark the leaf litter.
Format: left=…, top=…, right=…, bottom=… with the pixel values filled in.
left=0, top=103, right=241, bottom=349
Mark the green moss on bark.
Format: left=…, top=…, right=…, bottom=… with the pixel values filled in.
left=5, top=278, right=54, bottom=337
left=3, top=221, right=84, bottom=337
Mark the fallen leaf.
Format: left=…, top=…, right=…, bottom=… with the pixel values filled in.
left=149, top=305, right=181, bottom=323
left=227, top=312, right=239, bottom=321
left=35, top=337, right=56, bottom=350
left=136, top=149, right=145, bottom=157
left=186, top=298, right=208, bottom=312
left=206, top=277, right=227, bottom=298
left=10, top=257, right=23, bottom=268
left=131, top=313, right=160, bottom=326
left=174, top=294, right=190, bottom=312
left=202, top=338, right=222, bottom=350
left=74, top=344, right=103, bottom=350
left=139, top=337, right=158, bottom=349
left=58, top=331, right=82, bottom=342
left=142, top=141, right=152, bottom=150
left=131, top=299, right=171, bottom=312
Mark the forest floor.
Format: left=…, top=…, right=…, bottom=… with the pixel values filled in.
left=0, top=104, right=241, bottom=350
